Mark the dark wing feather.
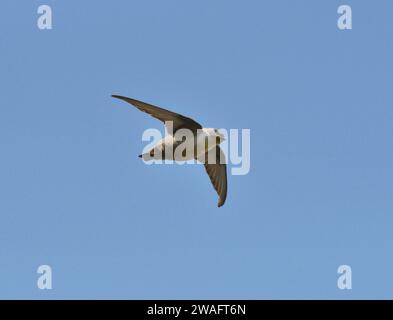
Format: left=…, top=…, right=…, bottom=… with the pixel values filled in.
left=200, top=146, right=228, bottom=207
left=112, top=95, right=202, bottom=133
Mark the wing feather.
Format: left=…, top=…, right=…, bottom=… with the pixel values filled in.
left=112, top=95, right=202, bottom=133
left=200, top=146, right=227, bottom=207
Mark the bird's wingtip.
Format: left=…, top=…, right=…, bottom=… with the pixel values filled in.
left=217, top=198, right=225, bottom=207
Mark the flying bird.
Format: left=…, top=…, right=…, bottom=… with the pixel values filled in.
left=112, top=95, right=228, bottom=207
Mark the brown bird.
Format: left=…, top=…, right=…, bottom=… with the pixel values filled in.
left=112, top=95, right=228, bottom=207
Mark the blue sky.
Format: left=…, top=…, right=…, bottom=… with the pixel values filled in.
left=0, top=0, right=392, bottom=299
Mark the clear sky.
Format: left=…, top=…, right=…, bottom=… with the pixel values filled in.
left=0, top=0, right=392, bottom=299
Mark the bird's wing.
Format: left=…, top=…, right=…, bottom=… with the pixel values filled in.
left=199, top=146, right=228, bottom=207
left=112, top=95, right=202, bottom=134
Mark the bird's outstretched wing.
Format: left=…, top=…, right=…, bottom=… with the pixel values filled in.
left=112, top=95, right=202, bottom=134
left=199, top=146, right=227, bottom=207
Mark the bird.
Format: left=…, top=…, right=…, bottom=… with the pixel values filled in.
left=112, top=94, right=228, bottom=207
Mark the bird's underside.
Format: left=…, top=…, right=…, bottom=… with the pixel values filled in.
left=112, top=94, right=227, bottom=207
